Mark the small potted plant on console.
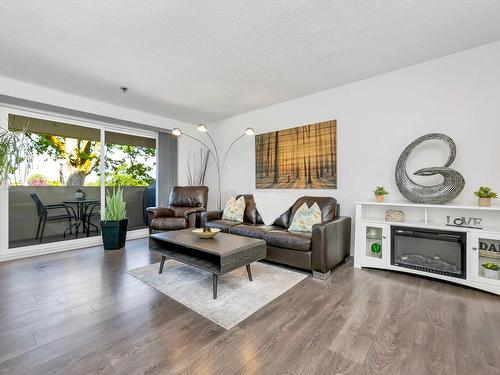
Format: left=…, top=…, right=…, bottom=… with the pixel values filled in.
left=474, top=186, right=497, bottom=207
left=374, top=186, right=389, bottom=203
left=101, top=187, right=128, bottom=250
left=482, top=262, right=500, bottom=280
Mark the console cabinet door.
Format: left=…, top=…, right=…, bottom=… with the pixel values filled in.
left=470, top=232, right=500, bottom=286
left=360, top=223, right=390, bottom=268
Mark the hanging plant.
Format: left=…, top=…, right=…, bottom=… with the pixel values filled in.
left=0, top=124, right=32, bottom=185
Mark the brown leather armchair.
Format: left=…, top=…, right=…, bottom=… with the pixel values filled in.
left=147, top=186, right=208, bottom=233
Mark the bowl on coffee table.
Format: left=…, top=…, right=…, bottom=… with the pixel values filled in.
left=192, top=228, right=221, bottom=239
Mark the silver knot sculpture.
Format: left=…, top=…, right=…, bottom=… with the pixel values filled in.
left=395, top=133, right=465, bottom=204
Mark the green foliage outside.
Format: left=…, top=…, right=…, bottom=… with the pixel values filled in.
left=27, top=132, right=98, bottom=186
left=105, top=144, right=155, bottom=187
left=21, top=132, right=155, bottom=187
left=27, top=173, right=61, bottom=186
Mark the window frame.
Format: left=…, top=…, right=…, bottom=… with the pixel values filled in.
left=0, top=104, right=159, bottom=260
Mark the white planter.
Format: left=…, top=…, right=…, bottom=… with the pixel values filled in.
left=483, top=267, right=500, bottom=280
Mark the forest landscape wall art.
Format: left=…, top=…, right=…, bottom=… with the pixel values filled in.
left=255, top=120, right=337, bottom=189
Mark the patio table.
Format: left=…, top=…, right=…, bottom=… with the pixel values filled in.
left=63, top=198, right=100, bottom=237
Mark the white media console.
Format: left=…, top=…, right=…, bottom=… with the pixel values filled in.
left=354, top=201, right=500, bottom=295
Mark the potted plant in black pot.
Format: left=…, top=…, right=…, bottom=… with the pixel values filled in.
left=101, top=187, right=128, bottom=250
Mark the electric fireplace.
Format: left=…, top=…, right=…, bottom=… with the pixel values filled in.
left=391, top=226, right=466, bottom=279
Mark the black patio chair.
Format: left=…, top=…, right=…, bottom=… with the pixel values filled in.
left=30, top=194, right=76, bottom=243
left=82, top=202, right=101, bottom=237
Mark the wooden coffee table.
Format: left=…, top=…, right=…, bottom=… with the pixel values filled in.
left=149, top=229, right=267, bottom=299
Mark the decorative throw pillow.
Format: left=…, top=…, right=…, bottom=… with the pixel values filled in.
left=288, top=202, right=322, bottom=232
left=222, top=196, right=246, bottom=222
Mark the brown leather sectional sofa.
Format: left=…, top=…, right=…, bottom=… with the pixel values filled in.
left=201, top=194, right=351, bottom=279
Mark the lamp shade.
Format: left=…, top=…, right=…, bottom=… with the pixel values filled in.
left=197, top=124, right=208, bottom=132
left=172, top=128, right=182, bottom=136
left=245, top=127, right=255, bottom=136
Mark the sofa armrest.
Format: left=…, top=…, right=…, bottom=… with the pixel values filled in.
left=200, top=210, right=223, bottom=227
left=311, top=216, right=351, bottom=275
left=146, top=207, right=175, bottom=224
left=184, top=207, right=207, bottom=228
left=184, top=207, right=206, bottom=220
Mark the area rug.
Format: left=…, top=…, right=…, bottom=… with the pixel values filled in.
left=128, top=260, right=307, bottom=329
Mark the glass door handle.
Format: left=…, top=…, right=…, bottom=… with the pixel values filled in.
left=472, top=246, right=478, bottom=251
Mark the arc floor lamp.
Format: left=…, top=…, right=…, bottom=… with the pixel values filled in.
left=172, top=124, right=255, bottom=210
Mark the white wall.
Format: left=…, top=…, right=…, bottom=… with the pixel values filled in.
left=179, top=41, right=500, bottom=248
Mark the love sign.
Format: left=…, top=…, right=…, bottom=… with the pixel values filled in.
left=445, top=215, right=483, bottom=229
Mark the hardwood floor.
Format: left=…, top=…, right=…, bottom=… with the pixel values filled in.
left=0, top=238, right=499, bottom=374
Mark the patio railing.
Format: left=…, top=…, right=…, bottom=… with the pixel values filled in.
left=9, top=185, right=153, bottom=247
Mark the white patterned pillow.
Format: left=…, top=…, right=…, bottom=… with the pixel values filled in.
left=222, top=196, right=246, bottom=222
left=288, top=202, right=322, bottom=232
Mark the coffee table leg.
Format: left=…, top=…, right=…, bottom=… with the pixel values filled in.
left=159, top=256, right=166, bottom=274
left=213, top=274, right=218, bottom=299
left=246, top=264, right=253, bottom=281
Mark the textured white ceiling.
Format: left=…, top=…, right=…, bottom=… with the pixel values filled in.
left=1, top=1, right=500, bottom=123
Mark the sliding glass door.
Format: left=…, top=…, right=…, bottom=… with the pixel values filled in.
left=105, top=131, right=156, bottom=231
left=6, top=112, right=157, bottom=249
left=8, top=114, right=102, bottom=248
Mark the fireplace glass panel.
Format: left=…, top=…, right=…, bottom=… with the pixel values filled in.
left=392, top=227, right=466, bottom=279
